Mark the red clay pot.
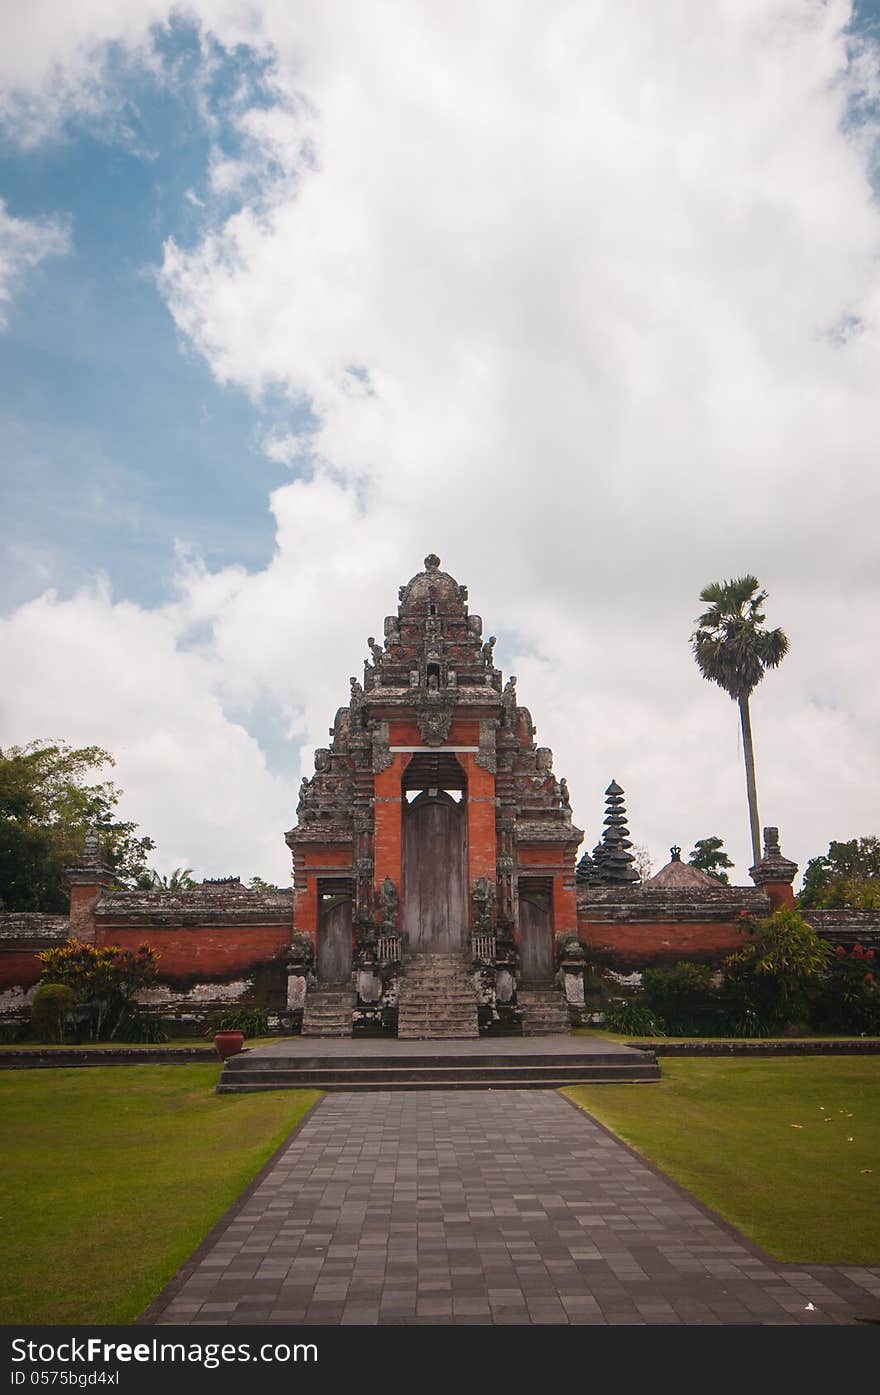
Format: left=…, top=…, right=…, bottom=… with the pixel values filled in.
left=214, top=1030, right=245, bottom=1060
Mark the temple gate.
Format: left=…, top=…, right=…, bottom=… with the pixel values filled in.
left=285, top=554, right=582, bottom=1036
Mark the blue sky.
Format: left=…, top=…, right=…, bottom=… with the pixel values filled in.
left=0, top=23, right=306, bottom=610
left=2, top=3, right=880, bottom=883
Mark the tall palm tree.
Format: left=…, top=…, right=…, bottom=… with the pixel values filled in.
left=691, top=575, right=789, bottom=867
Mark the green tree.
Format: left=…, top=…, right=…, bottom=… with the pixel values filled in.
left=688, top=836, right=734, bottom=884
left=799, top=836, right=880, bottom=909
left=0, top=741, right=155, bottom=912
left=691, top=576, right=789, bottom=867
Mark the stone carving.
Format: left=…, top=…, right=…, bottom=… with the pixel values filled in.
left=424, top=553, right=441, bottom=571
left=367, top=636, right=383, bottom=666
left=384, top=615, right=400, bottom=644
left=379, top=876, right=398, bottom=931
left=297, top=777, right=310, bottom=812
left=501, top=676, right=518, bottom=726
left=472, top=875, right=496, bottom=932
left=536, top=747, right=553, bottom=773
left=475, top=718, right=497, bottom=774
left=416, top=700, right=455, bottom=745
left=559, top=777, right=571, bottom=810
left=314, top=748, right=331, bottom=773
left=481, top=635, right=496, bottom=665
left=409, top=669, right=420, bottom=687
left=467, top=615, right=482, bottom=635
left=371, top=721, right=394, bottom=774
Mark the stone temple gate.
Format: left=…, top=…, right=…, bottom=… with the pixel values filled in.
left=285, top=553, right=582, bottom=1038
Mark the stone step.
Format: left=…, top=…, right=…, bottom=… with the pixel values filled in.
left=518, top=988, right=571, bottom=1037
left=223, top=1049, right=654, bottom=1070
left=302, top=988, right=354, bottom=1038
left=217, top=1059, right=660, bottom=1091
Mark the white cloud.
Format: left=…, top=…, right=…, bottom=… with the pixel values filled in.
left=0, top=200, right=70, bottom=326
left=3, top=1, right=880, bottom=884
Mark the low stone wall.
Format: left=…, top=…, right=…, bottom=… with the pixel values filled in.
left=627, top=1038, right=880, bottom=1056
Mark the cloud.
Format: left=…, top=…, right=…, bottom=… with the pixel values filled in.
left=0, top=582, right=293, bottom=881
left=3, top=1, right=880, bottom=883
left=0, top=200, right=70, bottom=326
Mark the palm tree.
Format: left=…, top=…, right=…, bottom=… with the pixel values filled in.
left=691, top=575, right=789, bottom=867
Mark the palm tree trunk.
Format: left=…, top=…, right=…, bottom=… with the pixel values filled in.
left=738, top=695, right=762, bottom=867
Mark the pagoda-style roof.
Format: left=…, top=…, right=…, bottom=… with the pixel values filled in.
left=645, top=848, right=717, bottom=890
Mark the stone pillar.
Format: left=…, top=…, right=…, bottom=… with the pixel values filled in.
left=749, top=827, right=798, bottom=910
left=65, top=828, right=114, bottom=944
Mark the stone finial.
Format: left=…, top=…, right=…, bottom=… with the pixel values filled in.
left=670, top=845, right=682, bottom=862
left=749, top=826, right=798, bottom=908
left=66, top=826, right=114, bottom=887
left=424, top=553, right=441, bottom=571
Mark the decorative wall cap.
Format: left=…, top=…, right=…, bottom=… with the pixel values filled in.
left=749, top=826, right=798, bottom=887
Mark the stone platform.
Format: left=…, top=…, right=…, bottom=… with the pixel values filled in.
left=216, top=1034, right=660, bottom=1092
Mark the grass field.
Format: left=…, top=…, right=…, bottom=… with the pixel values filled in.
left=565, top=1057, right=880, bottom=1264
left=1, top=1065, right=319, bottom=1324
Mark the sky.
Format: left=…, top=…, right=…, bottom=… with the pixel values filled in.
left=1, top=1, right=879, bottom=888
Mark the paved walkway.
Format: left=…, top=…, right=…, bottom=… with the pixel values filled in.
left=142, top=1091, right=880, bottom=1326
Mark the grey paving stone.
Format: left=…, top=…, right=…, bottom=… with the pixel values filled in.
left=141, top=1089, right=880, bottom=1327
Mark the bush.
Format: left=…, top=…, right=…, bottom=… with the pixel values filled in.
left=211, top=1007, right=269, bottom=1039
left=723, top=908, right=831, bottom=1032
left=642, top=962, right=717, bottom=1034
left=31, top=983, right=76, bottom=1043
left=603, top=1000, right=666, bottom=1037
left=114, top=1013, right=170, bottom=1043
left=812, top=944, right=880, bottom=1035
left=36, top=938, right=160, bottom=1040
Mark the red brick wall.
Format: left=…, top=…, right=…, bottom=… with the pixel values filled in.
left=579, top=916, right=745, bottom=967
left=461, top=753, right=495, bottom=886
left=0, top=951, right=45, bottom=991
left=374, top=752, right=411, bottom=891
left=94, top=923, right=290, bottom=981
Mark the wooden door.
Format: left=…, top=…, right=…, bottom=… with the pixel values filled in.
left=402, top=791, right=467, bottom=951
left=317, top=894, right=353, bottom=983
left=518, top=885, right=553, bottom=982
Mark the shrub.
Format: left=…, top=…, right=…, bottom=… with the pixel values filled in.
left=36, top=938, right=160, bottom=1040
left=812, top=944, right=880, bottom=1035
left=722, top=908, right=831, bottom=1031
left=642, top=961, right=716, bottom=1034
left=603, top=1000, right=666, bottom=1037
left=31, top=983, right=76, bottom=1043
left=212, top=1007, right=269, bottom=1039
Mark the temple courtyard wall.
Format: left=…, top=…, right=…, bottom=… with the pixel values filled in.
left=3, top=887, right=879, bottom=1032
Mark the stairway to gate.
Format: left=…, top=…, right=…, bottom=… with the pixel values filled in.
left=301, top=987, right=355, bottom=1037
left=396, top=952, right=479, bottom=1040
left=518, top=983, right=572, bottom=1036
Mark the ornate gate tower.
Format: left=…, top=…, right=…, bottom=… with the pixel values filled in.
left=285, top=554, right=582, bottom=1037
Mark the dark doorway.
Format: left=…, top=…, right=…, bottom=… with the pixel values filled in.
left=317, top=887, right=353, bottom=983
left=402, top=789, right=468, bottom=951
left=518, top=880, right=554, bottom=982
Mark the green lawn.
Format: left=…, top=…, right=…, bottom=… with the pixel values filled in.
left=0, top=1065, right=320, bottom=1324
left=565, top=1057, right=880, bottom=1264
